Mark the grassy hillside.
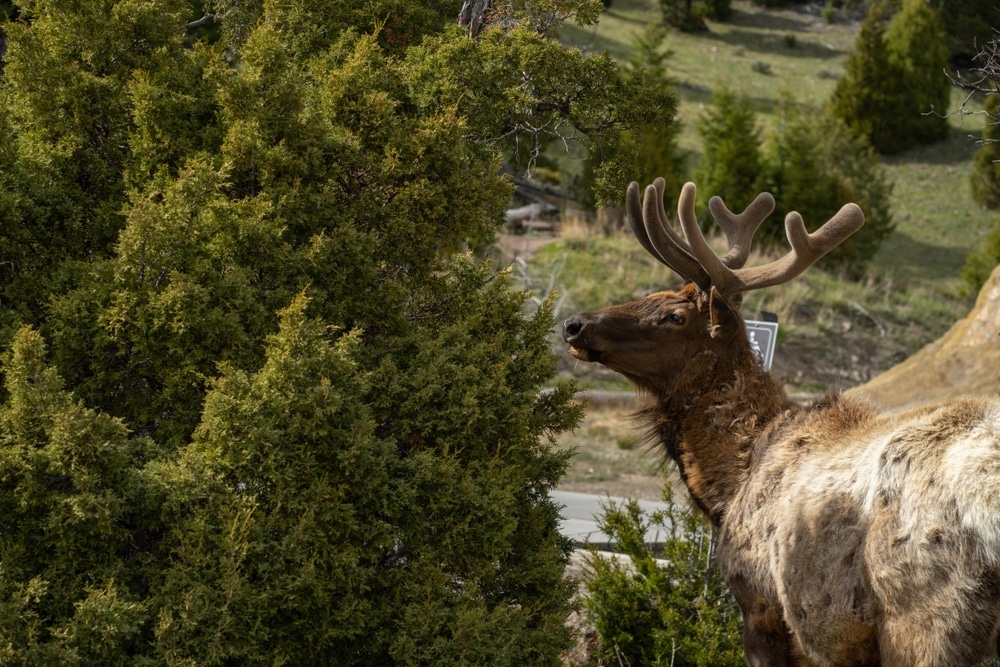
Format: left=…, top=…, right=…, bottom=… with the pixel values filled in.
left=522, top=0, right=998, bottom=399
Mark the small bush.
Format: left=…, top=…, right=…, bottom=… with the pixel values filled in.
left=821, top=2, right=836, bottom=24
left=971, top=95, right=1000, bottom=209
left=583, top=485, right=744, bottom=667
left=961, top=218, right=1000, bottom=296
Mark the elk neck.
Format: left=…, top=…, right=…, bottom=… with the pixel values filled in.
left=639, top=341, right=797, bottom=525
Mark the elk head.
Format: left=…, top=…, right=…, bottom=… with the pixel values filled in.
left=562, top=180, right=865, bottom=396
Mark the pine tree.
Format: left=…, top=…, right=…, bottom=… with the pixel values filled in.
left=659, top=0, right=730, bottom=31
left=829, top=0, right=950, bottom=154
left=829, top=4, right=906, bottom=154
left=627, top=25, right=687, bottom=206
left=884, top=0, right=950, bottom=145
left=695, top=89, right=765, bottom=225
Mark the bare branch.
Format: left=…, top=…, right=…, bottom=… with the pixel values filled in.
left=186, top=14, right=215, bottom=30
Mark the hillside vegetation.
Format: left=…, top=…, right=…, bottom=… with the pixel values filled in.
left=525, top=0, right=997, bottom=397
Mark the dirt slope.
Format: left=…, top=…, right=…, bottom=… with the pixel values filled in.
left=847, top=264, right=1000, bottom=411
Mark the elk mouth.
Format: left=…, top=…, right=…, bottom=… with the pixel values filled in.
left=569, top=345, right=602, bottom=363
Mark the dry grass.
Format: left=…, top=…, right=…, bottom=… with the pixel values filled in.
left=553, top=405, right=669, bottom=501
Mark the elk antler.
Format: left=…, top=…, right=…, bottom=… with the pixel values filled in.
left=626, top=179, right=710, bottom=290
left=626, top=179, right=777, bottom=292
left=627, top=180, right=865, bottom=298
left=678, top=184, right=864, bottom=297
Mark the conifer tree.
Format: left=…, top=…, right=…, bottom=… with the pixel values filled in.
left=884, top=0, right=950, bottom=144
left=829, top=4, right=905, bottom=154
left=766, top=100, right=895, bottom=269
left=659, top=0, right=729, bottom=31
left=626, top=25, right=687, bottom=208
left=695, top=89, right=765, bottom=224
left=829, top=0, right=950, bottom=154
left=581, top=25, right=685, bottom=211
left=0, top=0, right=679, bottom=661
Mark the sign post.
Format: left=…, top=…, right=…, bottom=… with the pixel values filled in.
left=745, top=320, right=779, bottom=371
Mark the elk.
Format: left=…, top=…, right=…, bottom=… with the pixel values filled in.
left=562, top=179, right=1000, bottom=667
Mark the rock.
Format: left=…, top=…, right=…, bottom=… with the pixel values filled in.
left=847, top=264, right=1000, bottom=411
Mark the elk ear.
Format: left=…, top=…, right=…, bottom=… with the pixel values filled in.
left=709, top=286, right=742, bottom=339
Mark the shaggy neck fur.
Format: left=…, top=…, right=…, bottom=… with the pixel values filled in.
left=639, top=342, right=797, bottom=524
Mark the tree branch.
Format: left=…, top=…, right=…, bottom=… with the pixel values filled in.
left=186, top=14, right=215, bottom=30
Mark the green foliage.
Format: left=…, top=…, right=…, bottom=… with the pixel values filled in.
left=626, top=26, right=687, bottom=205
left=960, top=219, right=1000, bottom=296
left=695, top=89, right=766, bottom=223
left=971, top=95, right=1000, bottom=209
left=583, top=486, right=744, bottom=667
left=0, top=0, right=190, bottom=326
left=765, top=99, right=895, bottom=269
left=829, top=0, right=950, bottom=154
left=929, top=0, right=998, bottom=59
left=407, top=23, right=677, bottom=204
left=0, top=0, right=633, bottom=661
left=0, top=327, right=156, bottom=664
left=692, top=91, right=894, bottom=271
left=581, top=24, right=685, bottom=209
left=883, top=0, right=950, bottom=142
left=659, top=0, right=730, bottom=31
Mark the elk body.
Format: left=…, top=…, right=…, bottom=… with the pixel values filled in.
left=562, top=180, right=1000, bottom=667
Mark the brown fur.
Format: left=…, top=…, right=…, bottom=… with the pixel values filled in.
left=563, top=284, right=1000, bottom=667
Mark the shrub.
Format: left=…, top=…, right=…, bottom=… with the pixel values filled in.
left=765, top=100, right=896, bottom=271
left=583, top=485, right=745, bottom=667
left=0, top=0, right=661, bottom=662
left=961, top=218, right=1000, bottom=296
left=660, top=0, right=730, bottom=31
left=971, top=94, right=1000, bottom=209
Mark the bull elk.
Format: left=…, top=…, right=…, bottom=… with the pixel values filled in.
left=562, top=180, right=1000, bottom=667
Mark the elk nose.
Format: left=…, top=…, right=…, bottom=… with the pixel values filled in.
left=562, top=316, right=584, bottom=341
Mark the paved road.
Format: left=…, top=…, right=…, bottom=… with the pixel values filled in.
left=551, top=490, right=671, bottom=546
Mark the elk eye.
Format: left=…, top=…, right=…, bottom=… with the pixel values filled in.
left=661, top=312, right=686, bottom=326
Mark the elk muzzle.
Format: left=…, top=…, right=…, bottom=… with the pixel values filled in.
left=562, top=315, right=602, bottom=362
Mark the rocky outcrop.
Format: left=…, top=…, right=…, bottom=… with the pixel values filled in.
left=847, top=264, right=1000, bottom=411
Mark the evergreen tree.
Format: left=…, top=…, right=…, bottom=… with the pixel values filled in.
left=884, top=0, right=950, bottom=145
left=695, top=89, right=765, bottom=225
left=0, top=0, right=683, bottom=661
left=582, top=25, right=685, bottom=211
left=0, top=328, right=156, bottom=664
left=930, top=0, right=997, bottom=61
left=829, top=0, right=950, bottom=154
left=659, top=0, right=730, bottom=31
left=971, top=94, right=1000, bottom=209
left=829, top=4, right=906, bottom=154
left=766, top=100, right=895, bottom=269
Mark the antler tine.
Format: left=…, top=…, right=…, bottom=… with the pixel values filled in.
left=732, top=204, right=865, bottom=291
left=679, top=197, right=865, bottom=296
left=708, top=192, right=775, bottom=270
left=626, top=181, right=669, bottom=265
left=626, top=180, right=711, bottom=289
